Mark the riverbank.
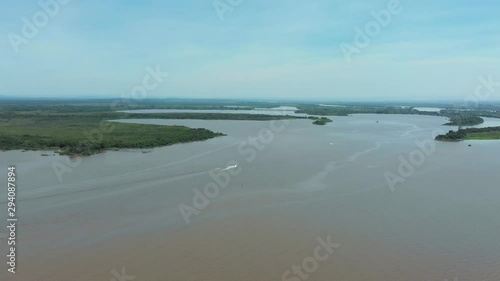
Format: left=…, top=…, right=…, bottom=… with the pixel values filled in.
left=435, top=126, right=500, bottom=141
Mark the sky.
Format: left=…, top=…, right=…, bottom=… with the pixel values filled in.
left=1, top=0, right=500, bottom=101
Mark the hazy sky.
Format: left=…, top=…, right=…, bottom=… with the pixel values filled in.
left=1, top=0, right=499, bottom=100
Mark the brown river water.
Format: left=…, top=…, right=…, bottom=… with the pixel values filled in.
left=0, top=114, right=499, bottom=281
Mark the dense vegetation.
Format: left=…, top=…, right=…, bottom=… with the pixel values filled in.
left=311, top=117, right=333, bottom=125
left=0, top=112, right=225, bottom=156
left=435, top=130, right=467, bottom=141
left=295, top=104, right=500, bottom=123
left=444, top=116, right=484, bottom=126
left=295, top=105, right=442, bottom=117
left=0, top=101, right=308, bottom=156
left=435, top=127, right=500, bottom=141
left=126, top=112, right=304, bottom=121
left=0, top=99, right=283, bottom=112
left=442, top=112, right=484, bottom=126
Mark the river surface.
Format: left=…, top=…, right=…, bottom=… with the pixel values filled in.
left=1, top=114, right=499, bottom=281
left=120, top=106, right=308, bottom=116
left=414, top=107, right=444, bottom=112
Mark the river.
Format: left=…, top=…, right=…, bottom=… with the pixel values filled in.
left=1, top=114, right=499, bottom=281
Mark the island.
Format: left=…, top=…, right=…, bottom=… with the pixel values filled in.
left=310, top=117, right=333, bottom=125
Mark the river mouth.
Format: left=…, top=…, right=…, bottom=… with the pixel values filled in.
left=2, top=114, right=499, bottom=281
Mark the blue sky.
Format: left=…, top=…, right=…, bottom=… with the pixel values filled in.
left=1, top=0, right=499, bottom=100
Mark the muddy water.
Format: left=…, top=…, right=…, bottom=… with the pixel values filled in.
left=1, top=114, right=499, bottom=281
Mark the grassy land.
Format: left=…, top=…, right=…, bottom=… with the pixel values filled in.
left=435, top=127, right=500, bottom=141
left=465, top=131, right=500, bottom=140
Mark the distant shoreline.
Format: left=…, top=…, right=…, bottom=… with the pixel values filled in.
left=2, top=100, right=500, bottom=155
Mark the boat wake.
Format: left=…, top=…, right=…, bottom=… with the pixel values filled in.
left=214, top=164, right=238, bottom=171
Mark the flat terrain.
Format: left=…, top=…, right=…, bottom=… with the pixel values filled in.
left=0, top=102, right=304, bottom=155
left=0, top=112, right=225, bottom=155
left=466, top=131, right=500, bottom=140
left=2, top=100, right=500, bottom=154
left=436, top=126, right=500, bottom=141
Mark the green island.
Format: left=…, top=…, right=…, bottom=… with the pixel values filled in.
left=311, top=117, right=333, bottom=125
left=435, top=127, right=500, bottom=141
